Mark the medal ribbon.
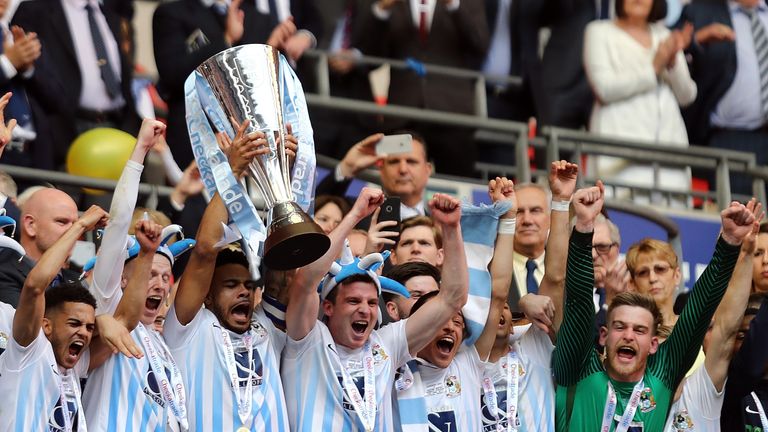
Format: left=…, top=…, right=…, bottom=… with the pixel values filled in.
left=481, top=349, right=519, bottom=432
left=333, top=340, right=377, bottom=431
left=136, top=324, right=189, bottom=431
left=751, top=392, right=768, bottom=431
left=601, top=378, right=645, bottom=432
left=221, top=328, right=254, bottom=428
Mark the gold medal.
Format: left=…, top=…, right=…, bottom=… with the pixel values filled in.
left=236, top=427, right=250, bottom=432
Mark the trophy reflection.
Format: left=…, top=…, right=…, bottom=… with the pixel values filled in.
left=196, top=44, right=329, bottom=270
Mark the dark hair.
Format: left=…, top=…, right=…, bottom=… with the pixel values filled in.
left=325, top=273, right=376, bottom=304
left=216, top=245, right=250, bottom=270
left=44, top=282, right=97, bottom=314
left=615, top=0, right=667, bottom=22
left=382, top=262, right=441, bottom=303
left=315, top=195, right=351, bottom=218
left=607, top=292, right=663, bottom=336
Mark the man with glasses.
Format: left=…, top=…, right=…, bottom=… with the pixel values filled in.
left=592, top=214, right=630, bottom=332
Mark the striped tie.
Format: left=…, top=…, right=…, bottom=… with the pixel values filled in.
left=746, top=7, right=768, bottom=118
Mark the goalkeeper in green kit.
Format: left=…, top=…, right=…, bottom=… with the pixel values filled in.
left=553, top=181, right=755, bottom=432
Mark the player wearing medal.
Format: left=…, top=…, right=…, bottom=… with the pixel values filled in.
left=282, top=187, right=469, bottom=432
left=662, top=202, right=759, bottom=432
left=165, top=125, right=291, bottom=431
left=81, top=120, right=194, bottom=432
left=482, top=162, right=578, bottom=432
left=0, top=205, right=154, bottom=431
left=553, top=181, right=754, bottom=431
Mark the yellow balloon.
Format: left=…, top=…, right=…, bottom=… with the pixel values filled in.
left=66, top=128, right=136, bottom=195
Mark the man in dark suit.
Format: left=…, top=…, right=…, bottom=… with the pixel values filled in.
left=153, top=0, right=322, bottom=168
left=483, top=0, right=544, bottom=122
left=678, top=0, right=765, bottom=194
left=0, top=187, right=80, bottom=307
left=355, top=0, right=489, bottom=177
left=11, top=0, right=141, bottom=168
left=538, top=0, right=608, bottom=129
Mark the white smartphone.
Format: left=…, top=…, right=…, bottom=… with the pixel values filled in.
left=376, top=134, right=413, bottom=156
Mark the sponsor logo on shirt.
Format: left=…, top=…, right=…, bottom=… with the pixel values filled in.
left=428, top=409, right=457, bottom=432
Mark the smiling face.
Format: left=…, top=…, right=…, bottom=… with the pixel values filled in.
left=206, top=263, right=259, bottom=334
left=417, top=311, right=465, bottom=369
left=324, top=280, right=380, bottom=350
left=43, top=302, right=95, bottom=369
left=599, top=305, right=658, bottom=382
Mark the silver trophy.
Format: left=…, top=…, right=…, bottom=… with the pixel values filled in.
left=196, top=44, right=329, bottom=270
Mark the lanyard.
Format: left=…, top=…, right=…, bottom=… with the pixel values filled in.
left=135, top=325, right=188, bottom=431
left=332, top=341, right=376, bottom=431
left=601, top=378, right=645, bottom=432
left=481, top=349, right=520, bottom=432
left=56, top=368, right=86, bottom=432
left=221, top=328, right=254, bottom=427
left=751, top=392, right=768, bottom=430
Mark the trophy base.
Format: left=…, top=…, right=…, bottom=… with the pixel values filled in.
left=264, top=202, right=330, bottom=270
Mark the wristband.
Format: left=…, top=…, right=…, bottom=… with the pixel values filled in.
left=551, top=200, right=571, bottom=212
left=498, top=218, right=516, bottom=235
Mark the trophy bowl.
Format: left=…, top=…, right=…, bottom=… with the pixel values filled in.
left=195, top=44, right=330, bottom=270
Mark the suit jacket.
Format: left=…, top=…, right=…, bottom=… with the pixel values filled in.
left=0, top=248, right=33, bottom=307
left=11, top=0, right=140, bottom=167
left=356, top=1, right=489, bottom=129
left=677, top=0, right=737, bottom=145
left=485, top=0, right=546, bottom=116
left=539, top=0, right=596, bottom=128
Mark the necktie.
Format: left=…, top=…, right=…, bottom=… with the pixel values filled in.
left=745, top=7, right=768, bottom=118
left=600, top=0, right=610, bottom=19
left=525, top=259, right=538, bottom=295
left=418, top=0, right=428, bottom=44
left=85, top=3, right=121, bottom=99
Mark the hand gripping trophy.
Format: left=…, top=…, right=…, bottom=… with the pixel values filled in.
left=187, top=44, right=329, bottom=270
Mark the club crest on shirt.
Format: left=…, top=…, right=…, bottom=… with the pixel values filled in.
left=372, top=344, right=388, bottom=364
left=445, top=375, right=462, bottom=397
left=671, top=409, right=694, bottom=430
left=639, top=387, right=656, bottom=413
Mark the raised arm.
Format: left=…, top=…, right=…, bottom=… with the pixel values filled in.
left=658, top=201, right=753, bottom=387
left=13, top=205, right=108, bottom=347
left=92, top=120, right=165, bottom=311
left=552, top=183, right=604, bottom=386
left=406, top=194, right=468, bottom=355
left=704, top=202, right=760, bottom=391
left=89, top=219, right=162, bottom=370
left=475, top=177, right=517, bottom=360
left=286, top=187, right=384, bottom=341
left=174, top=121, right=269, bottom=325
left=540, top=161, right=578, bottom=335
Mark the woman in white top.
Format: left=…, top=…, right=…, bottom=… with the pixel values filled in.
left=584, top=0, right=696, bottom=207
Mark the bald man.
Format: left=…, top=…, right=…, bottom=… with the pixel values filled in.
left=0, top=187, right=80, bottom=307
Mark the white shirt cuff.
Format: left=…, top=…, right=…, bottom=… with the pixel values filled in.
left=170, top=197, right=185, bottom=212
left=445, top=0, right=460, bottom=11
left=0, top=55, right=18, bottom=80
left=334, top=164, right=348, bottom=182
left=297, top=29, right=317, bottom=49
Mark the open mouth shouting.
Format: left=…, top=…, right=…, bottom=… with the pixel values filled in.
left=67, top=340, right=85, bottom=364
left=145, top=295, right=163, bottom=312
left=436, top=336, right=456, bottom=355
left=616, top=345, right=637, bottom=362
left=351, top=320, right=369, bottom=335
left=231, top=302, right=251, bottom=323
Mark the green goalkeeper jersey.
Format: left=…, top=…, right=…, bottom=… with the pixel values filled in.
left=553, top=230, right=739, bottom=432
